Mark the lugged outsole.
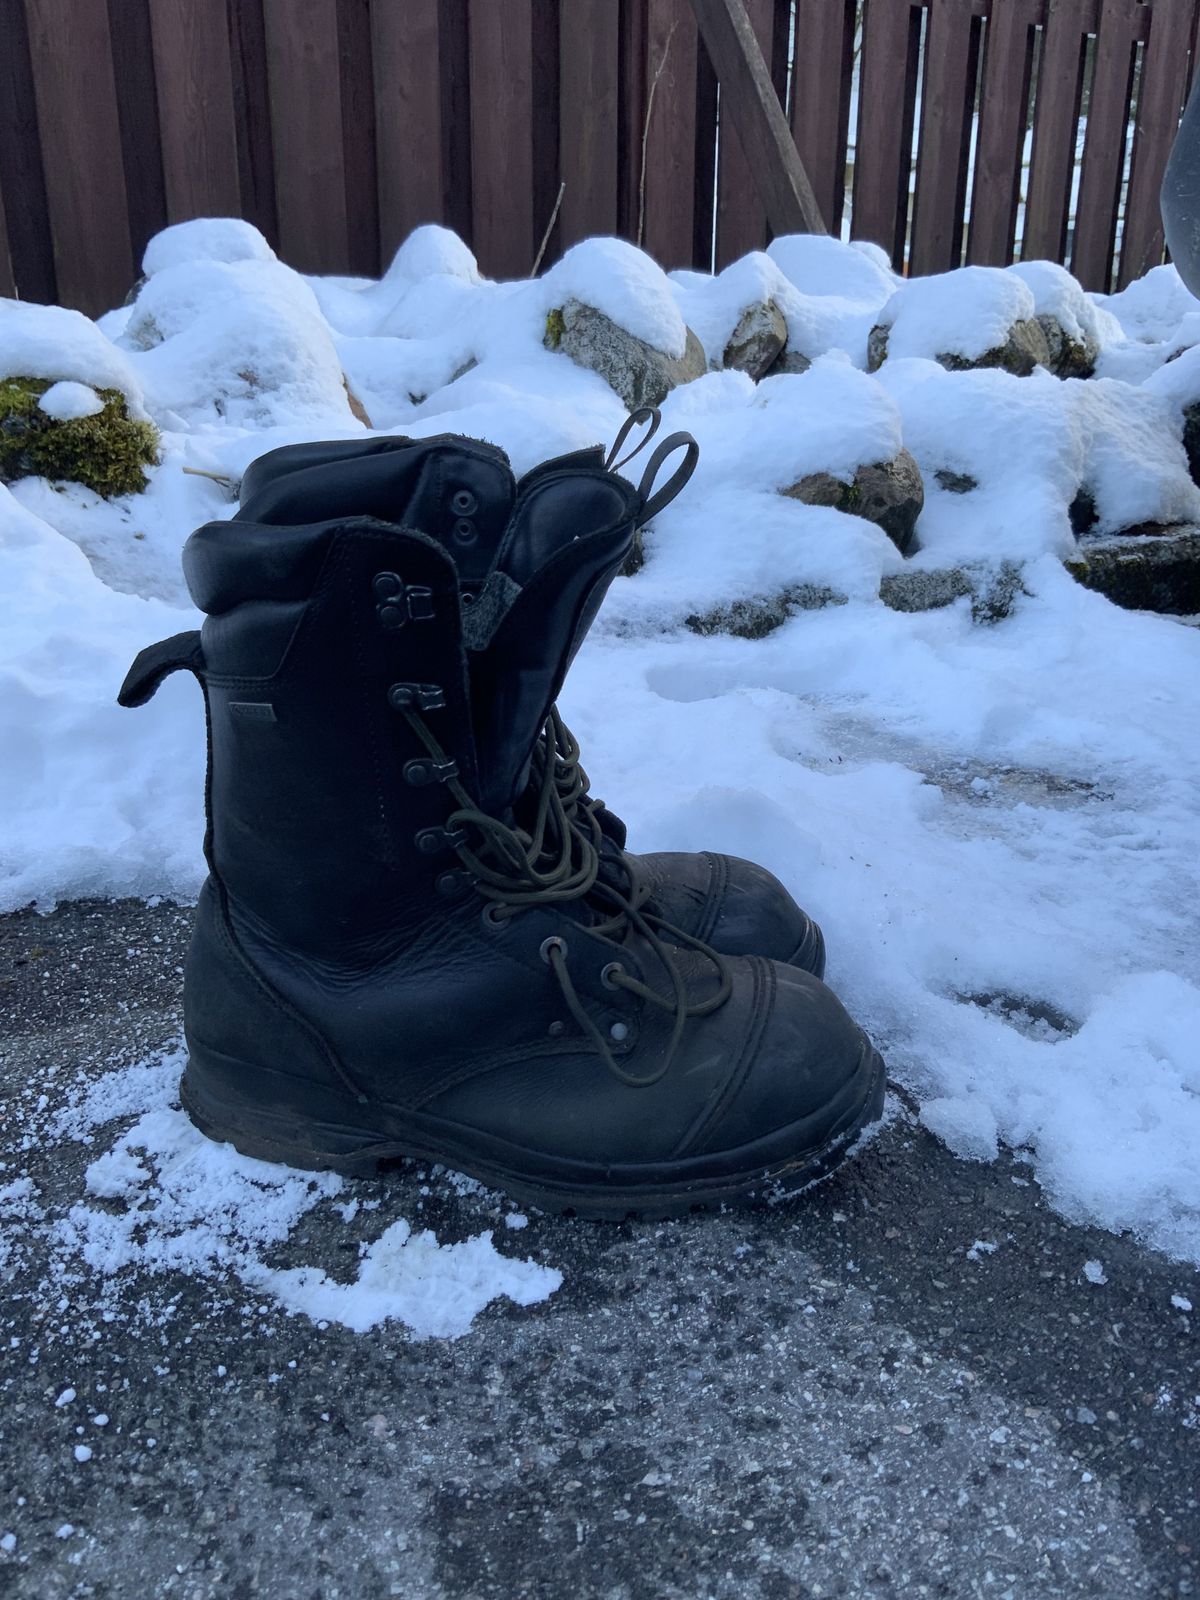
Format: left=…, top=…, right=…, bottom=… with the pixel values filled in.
left=179, top=1045, right=886, bottom=1222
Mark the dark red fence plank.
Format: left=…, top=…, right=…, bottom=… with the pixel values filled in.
left=911, top=0, right=979, bottom=274
left=337, top=0, right=379, bottom=276
left=263, top=0, right=349, bottom=273
left=148, top=0, right=241, bottom=223
left=791, top=0, right=856, bottom=236
left=0, top=0, right=56, bottom=303
left=0, top=182, right=15, bottom=299
left=24, top=0, right=132, bottom=314
left=106, top=0, right=168, bottom=272
left=228, top=0, right=279, bottom=248
left=641, top=0, right=701, bottom=269
left=1072, top=0, right=1139, bottom=289
left=854, top=0, right=920, bottom=260
left=1119, top=0, right=1194, bottom=286
left=558, top=1, right=621, bottom=251
left=714, top=0, right=775, bottom=267
left=372, top=0, right=445, bottom=264
left=468, top=0, right=536, bottom=277
left=968, top=0, right=1039, bottom=266
left=1023, top=0, right=1091, bottom=261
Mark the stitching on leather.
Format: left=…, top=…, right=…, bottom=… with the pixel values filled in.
left=671, top=955, right=772, bottom=1160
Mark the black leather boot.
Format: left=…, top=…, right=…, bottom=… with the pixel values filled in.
left=232, top=418, right=826, bottom=977
left=120, top=438, right=884, bottom=1217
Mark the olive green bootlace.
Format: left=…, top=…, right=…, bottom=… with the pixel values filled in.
left=399, top=706, right=732, bottom=1088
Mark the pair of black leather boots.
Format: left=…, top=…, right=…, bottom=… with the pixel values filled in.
left=121, top=413, right=885, bottom=1218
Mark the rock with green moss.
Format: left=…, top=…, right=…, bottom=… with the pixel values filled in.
left=782, top=449, right=924, bottom=554
left=867, top=318, right=1051, bottom=377
left=685, top=584, right=847, bottom=640
left=1037, top=313, right=1098, bottom=380
left=880, top=560, right=1026, bottom=623
left=0, top=376, right=159, bottom=497
left=544, top=299, right=705, bottom=410
left=1064, top=529, right=1200, bottom=614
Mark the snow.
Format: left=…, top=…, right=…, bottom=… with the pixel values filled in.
left=874, top=266, right=1038, bottom=363
left=544, top=236, right=688, bottom=357
left=1083, top=1260, right=1108, bottom=1285
left=1007, top=260, right=1120, bottom=349
left=142, top=217, right=277, bottom=277
left=3, top=222, right=1200, bottom=1275
left=37, top=380, right=104, bottom=421
left=34, top=1048, right=562, bottom=1341
left=1171, top=1293, right=1192, bottom=1311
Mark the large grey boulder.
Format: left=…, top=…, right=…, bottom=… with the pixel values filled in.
left=721, top=300, right=788, bottom=379
left=782, top=449, right=924, bottom=555
left=545, top=299, right=706, bottom=409
left=867, top=317, right=1051, bottom=377
left=1065, top=529, right=1200, bottom=613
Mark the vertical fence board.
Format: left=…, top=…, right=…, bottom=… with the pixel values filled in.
left=714, top=0, right=775, bottom=267
left=1024, top=0, right=1090, bottom=261
left=641, top=0, right=700, bottom=268
left=439, top=0, right=474, bottom=244
left=1119, top=0, right=1194, bottom=286
left=469, top=0, right=535, bottom=277
left=0, top=0, right=56, bottom=303
left=1072, top=0, right=1138, bottom=288
left=617, top=0, right=649, bottom=240
left=229, top=0, right=279, bottom=247
left=911, top=0, right=978, bottom=274
left=372, top=0, right=444, bottom=264
left=263, top=0, right=349, bottom=273
left=337, top=0, right=379, bottom=276
left=0, top=181, right=15, bottom=298
left=559, top=0, right=621, bottom=250
left=791, top=0, right=855, bottom=236
left=24, top=0, right=132, bottom=313
left=854, top=0, right=918, bottom=260
left=968, top=0, right=1038, bottom=265
left=149, top=0, right=241, bottom=223
left=106, top=0, right=168, bottom=272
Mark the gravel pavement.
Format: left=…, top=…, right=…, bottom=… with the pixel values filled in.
left=1, top=898, right=1197, bottom=1600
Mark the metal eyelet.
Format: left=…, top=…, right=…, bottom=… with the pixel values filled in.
left=481, top=903, right=509, bottom=930
left=547, top=1020, right=566, bottom=1038
left=610, top=1022, right=630, bottom=1042
left=600, top=961, right=626, bottom=990
left=451, top=489, right=478, bottom=515
left=453, top=518, right=476, bottom=545
left=539, top=936, right=568, bottom=965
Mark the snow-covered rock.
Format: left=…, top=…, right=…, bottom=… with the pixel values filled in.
left=869, top=266, right=1051, bottom=377
left=142, top=217, right=277, bottom=278
left=0, top=300, right=147, bottom=415
left=545, top=299, right=705, bottom=410
left=782, top=449, right=924, bottom=555
left=1008, top=260, right=1116, bottom=379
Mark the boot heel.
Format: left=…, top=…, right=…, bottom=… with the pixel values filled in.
left=180, top=1045, right=398, bottom=1176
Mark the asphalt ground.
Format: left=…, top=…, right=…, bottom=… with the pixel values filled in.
left=1, top=897, right=1197, bottom=1600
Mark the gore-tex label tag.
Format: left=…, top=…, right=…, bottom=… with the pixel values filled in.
left=228, top=702, right=277, bottom=723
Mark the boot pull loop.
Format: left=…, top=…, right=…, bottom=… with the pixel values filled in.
left=117, top=630, right=206, bottom=708
left=604, top=407, right=661, bottom=472
left=636, top=432, right=700, bottom=524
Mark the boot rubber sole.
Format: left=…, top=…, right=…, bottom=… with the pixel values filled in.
left=178, top=1041, right=885, bottom=1222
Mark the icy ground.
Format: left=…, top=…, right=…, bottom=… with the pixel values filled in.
left=2, top=222, right=1200, bottom=1354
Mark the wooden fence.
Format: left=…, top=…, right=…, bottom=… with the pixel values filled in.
left=0, top=0, right=1197, bottom=318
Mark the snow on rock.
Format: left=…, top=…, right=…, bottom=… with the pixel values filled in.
left=1009, top=260, right=1119, bottom=352
left=871, top=266, right=1045, bottom=371
left=1143, top=341, right=1200, bottom=416
left=543, top=237, right=688, bottom=357
left=1074, top=378, right=1200, bottom=533
left=1097, top=263, right=1200, bottom=346
left=671, top=252, right=794, bottom=368
left=383, top=223, right=482, bottom=288
left=767, top=234, right=899, bottom=367
left=142, top=217, right=276, bottom=277
left=121, top=258, right=325, bottom=350
left=0, top=300, right=148, bottom=416
left=37, top=380, right=105, bottom=421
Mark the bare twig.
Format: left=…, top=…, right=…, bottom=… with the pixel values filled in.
left=532, top=180, right=566, bottom=275
left=637, top=20, right=678, bottom=249
left=181, top=465, right=236, bottom=488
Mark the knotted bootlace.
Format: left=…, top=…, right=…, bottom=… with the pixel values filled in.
left=398, top=705, right=732, bottom=1087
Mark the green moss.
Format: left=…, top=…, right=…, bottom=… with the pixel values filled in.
left=0, top=376, right=159, bottom=498
left=544, top=307, right=566, bottom=351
